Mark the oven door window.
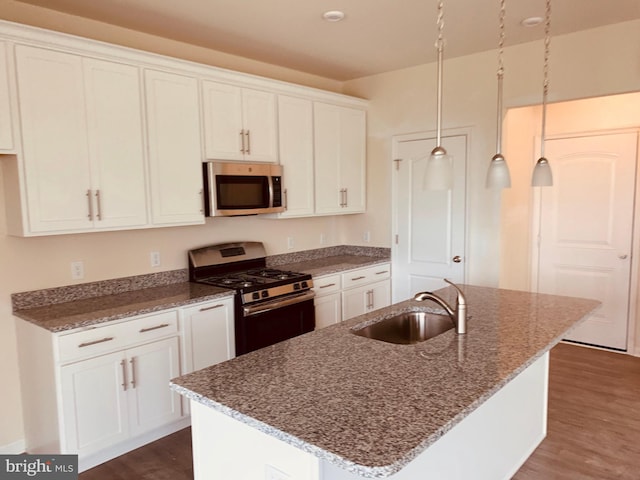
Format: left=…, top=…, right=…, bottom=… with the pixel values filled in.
left=216, top=175, right=269, bottom=209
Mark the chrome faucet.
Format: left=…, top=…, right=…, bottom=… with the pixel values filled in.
left=413, top=279, right=467, bottom=334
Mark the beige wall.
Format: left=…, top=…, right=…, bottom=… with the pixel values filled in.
left=1, top=2, right=640, bottom=451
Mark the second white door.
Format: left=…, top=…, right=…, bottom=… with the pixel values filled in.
left=536, top=131, right=638, bottom=350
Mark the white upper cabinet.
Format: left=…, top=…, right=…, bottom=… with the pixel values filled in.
left=14, top=45, right=147, bottom=234
left=144, top=69, right=204, bottom=226
left=0, top=41, right=14, bottom=151
left=202, top=80, right=277, bottom=163
left=276, top=95, right=315, bottom=217
left=314, top=102, right=366, bottom=215
left=83, top=58, right=147, bottom=229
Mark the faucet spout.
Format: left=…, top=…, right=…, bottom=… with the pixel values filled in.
left=413, top=279, right=467, bottom=334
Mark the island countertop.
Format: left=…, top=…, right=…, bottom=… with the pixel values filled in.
left=171, top=285, right=599, bottom=478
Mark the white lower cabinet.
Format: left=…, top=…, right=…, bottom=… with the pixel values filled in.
left=60, top=337, right=181, bottom=457
left=342, top=280, right=391, bottom=321
left=180, top=297, right=235, bottom=374
left=313, top=263, right=391, bottom=328
left=16, top=298, right=236, bottom=472
left=341, top=263, right=391, bottom=321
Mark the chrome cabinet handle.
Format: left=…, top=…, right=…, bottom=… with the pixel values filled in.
left=452, top=255, right=462, bottom=263
left=245, top=130, right=251, bottom=155
left=199, top=304, right=224, bottom=312
left=319, top=283, right=336, bottom=289
left=139, top=323, right=170, bottom=333
left=240, top=129, right=245, bottom=153
left=339, top=189, right=346, bottom=207
left=284, top=188, right=288, bottom=210
left=375, top=270, right=389, bottom=275
left=95, top=190, right=102, bottom=220
left=366, top=289, right=374, bottom=309
left=121, top=359, right=127, bottom=391
left=130, top=357, right=136, bottom=389
left=351, top=276, right=366, bottom=281
left=78, top=337, right=114, bottom=348
left=86, top=189, right=93, bottom=220
left=344, top=188, right=348, bottom=208
left=199, top=189, right=204, bottom=214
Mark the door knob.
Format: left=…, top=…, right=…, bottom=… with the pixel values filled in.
left=452, top=255, right=462, bottom=263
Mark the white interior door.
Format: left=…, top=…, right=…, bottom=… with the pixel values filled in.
left=536, top=131, right=638, bottom=351
left=392, top=132, right=467, bottom=302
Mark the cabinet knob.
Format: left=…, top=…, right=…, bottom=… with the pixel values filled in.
left=452, top=255, right=462, bottom=263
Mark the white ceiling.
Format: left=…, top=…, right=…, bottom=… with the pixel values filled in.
left=14, top=0, right=640, bottom=81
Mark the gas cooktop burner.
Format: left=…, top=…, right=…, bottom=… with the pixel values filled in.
left=245, top=268, right=305, bottom=280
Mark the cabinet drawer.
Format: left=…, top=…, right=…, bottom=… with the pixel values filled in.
left=312, top=274, right=341, bottom=296
left=57, top=310, right=179, bottom=363
left=341, top=263, right=391, bottom=289
left=122, top=310, right=179, bottom=344
left=58, top=323, right=128, bottom=363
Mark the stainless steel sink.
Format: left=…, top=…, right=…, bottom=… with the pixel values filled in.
left=352, top=311, right=455, bottom=344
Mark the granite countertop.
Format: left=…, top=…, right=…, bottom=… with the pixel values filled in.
left=13, top=282, right=233, bottom=333
left=276, top=254, right=390, bottom=277
left=170, top=285, right=600, bottom=478
left=12, top=246, right=390, bottom=333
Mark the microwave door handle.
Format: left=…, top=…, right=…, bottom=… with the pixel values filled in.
left=268, top=174, right=274, bottom=208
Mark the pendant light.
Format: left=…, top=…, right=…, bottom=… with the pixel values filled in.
left=424, top=0, right=453, bottom=191
left=532, top=0, right=553, bottom=186
left=485, top=0, right=511, bottom=189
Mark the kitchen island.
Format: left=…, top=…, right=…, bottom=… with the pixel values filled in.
left=170, top=285, right=600, bottom=479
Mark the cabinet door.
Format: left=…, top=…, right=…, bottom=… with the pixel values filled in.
left=202, top=80, right=244, bottom=161
left=181, top=298, right=235, bottom=373
left=242, top=88, right=277, bottom=162
left=127, top=337, right=182, bottom=436
left=277, top=95, right=314, bottom=217
left=314, top=292, right=341, bottom=329
left=83, top=58, right=147, bottom=229
left=15, top=45, right=93, bottom=232
left=342, top=280, right=391, bottom=321
left=313, top=102, right=342, bottom=215
left=60, top=351, right=129, bottom=456
left=339, top=108, right=366, bottom=213
left=0, top=41, right=13, bottom=151
left=145, top=69, right=204, bottom=225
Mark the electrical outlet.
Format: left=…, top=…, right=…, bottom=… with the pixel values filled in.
left=287, top=237, right=294, bottom=250
left=150, top=251, right=161, bottom=267
left=320, top=233, right=326, bottom=245
left=363, top=230, right=371, bottom=243
left=265, top=465, right=290, bottom=480
left=71, top=261, right=84, bottom=280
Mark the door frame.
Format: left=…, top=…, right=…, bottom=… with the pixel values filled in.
left=390, top=127, right=471, bottom=300
left=530, top=127, right=640, bottom=354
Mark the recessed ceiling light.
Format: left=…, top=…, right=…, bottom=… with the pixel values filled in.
left=521, top=16, right=544, bottom=27
left=323, top=10, right=345, bottom=22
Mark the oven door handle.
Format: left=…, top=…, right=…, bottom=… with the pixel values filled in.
left=243, top=290, right=315, bottom=317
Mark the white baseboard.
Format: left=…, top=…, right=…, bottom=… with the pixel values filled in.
left=0, top=439, right=26, bottom=454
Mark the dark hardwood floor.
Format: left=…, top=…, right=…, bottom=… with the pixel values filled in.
left=80, top=342, right=640, bottom=480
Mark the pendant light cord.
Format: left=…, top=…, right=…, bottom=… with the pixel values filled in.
left=495, top=0, right=505, bottom=156
left=540, top=0, right=551, bottom=158
left=434, top=1, right=445, bottom=150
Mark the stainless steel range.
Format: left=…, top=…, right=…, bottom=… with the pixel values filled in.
left=188, top=242, right=315, bottom=355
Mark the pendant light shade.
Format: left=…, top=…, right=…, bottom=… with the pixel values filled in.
left=486, top=153, right=511, bottom=189
left=424, top=148, right=453, bottom=191
left=486, top=0, right=511, bottom=190
left=532, top=157, right=553, bottom=186
left=424, top=1, right=453, bottom=191
left=531, top=0, right=553, bottom=187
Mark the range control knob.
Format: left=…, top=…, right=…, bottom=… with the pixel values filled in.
left=261, top=290, right=269, bottom=298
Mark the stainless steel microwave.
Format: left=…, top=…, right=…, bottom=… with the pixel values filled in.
left=202, top=161, right=285, bottom=216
